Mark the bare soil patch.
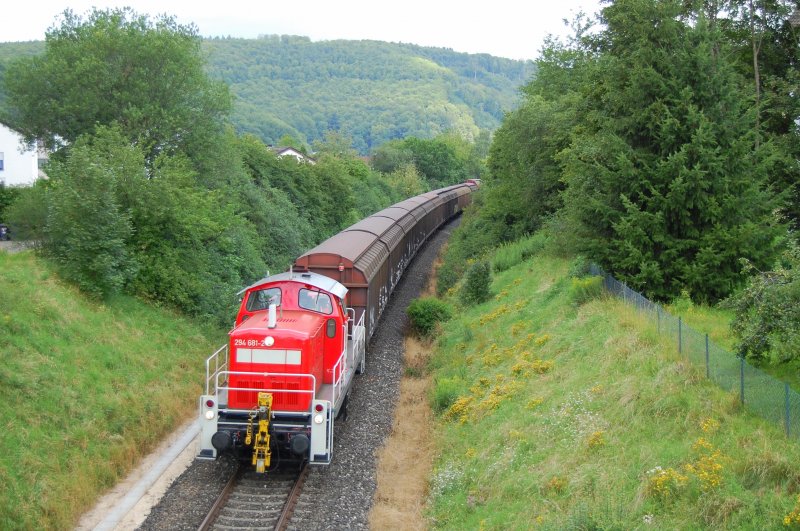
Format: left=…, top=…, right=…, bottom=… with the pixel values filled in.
left=369, top=335, right=434, bottom=530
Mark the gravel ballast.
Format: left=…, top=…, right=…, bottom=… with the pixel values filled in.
left=138, top=218, right=458, bottom=530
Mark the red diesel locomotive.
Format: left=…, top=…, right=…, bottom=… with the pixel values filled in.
left=198, top=183, right=475, bottom=471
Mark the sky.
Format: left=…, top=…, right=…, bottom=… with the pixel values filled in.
left=2, top=1, right=603, bottom=61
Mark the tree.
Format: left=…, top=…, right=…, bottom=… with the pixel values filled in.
left=44, top=128, right=138, bottom=298
left=718, top=0, right=800, bottom=226
left=559, top=0, right=785, bottom=302
left=486, top=94, right=573, bottom=238
left=726, top=241, right=800, bottom=364
left=388, top=163, right=425, bottom=198
left=4, top=8, right=231, bottom=166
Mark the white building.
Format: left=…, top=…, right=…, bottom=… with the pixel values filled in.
left=0, top=122, right=42, bottom=187
left=271, top=146, right=316, bottom=165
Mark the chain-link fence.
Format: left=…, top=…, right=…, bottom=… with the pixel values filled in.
left=590, top=264, right=800, bottom=441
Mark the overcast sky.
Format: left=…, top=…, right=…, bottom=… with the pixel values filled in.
left=2, top=1, right=603, bottom=61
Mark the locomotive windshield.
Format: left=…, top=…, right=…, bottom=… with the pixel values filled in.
left=246, top=287, right=281, bottom=311
left=298, top=289, right=333, bottom=314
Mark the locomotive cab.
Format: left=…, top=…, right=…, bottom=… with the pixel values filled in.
left=198, top=271, right=366, bottom=471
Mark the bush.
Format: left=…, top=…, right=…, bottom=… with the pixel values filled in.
left=725, top=245, right=800, bottom=364
left=568, top=276, right=603, bottom=305
left=567, top=255, right=591, bottom=278
left=0, top=184, right=21, bottom=222
left=407, top=297, right=453, bottom=337
left=44, top=130, right=138, bottom=298
left=432, top=376, right=464, bottom=414
left=4, top=183, right=48, bottom=242
left=461, top=260, right=492, bottom=305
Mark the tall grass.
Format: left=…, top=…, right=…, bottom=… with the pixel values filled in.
left=0, top=251, right=221, bottom=529
left=426, top=249, right=800, bottom=529
left=491, top=233, right=547, bottom=273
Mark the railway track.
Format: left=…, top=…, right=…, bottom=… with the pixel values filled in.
left=198, top=463, right=309, bottom=531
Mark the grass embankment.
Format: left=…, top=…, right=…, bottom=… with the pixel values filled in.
left=0, top=251, right=221, bottom=529
left=426, top=249, right=800, bottom=529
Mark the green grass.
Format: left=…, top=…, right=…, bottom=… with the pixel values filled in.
left=426, top=252, right=800, bottom=529
left=665, top=293, right=800, bottom=394
left=665, top=294, right=737, bottom=352
left=0, top=251, right=222, bottom=529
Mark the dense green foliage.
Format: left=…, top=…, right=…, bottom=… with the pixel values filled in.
left=0, top=183, right=20, bottom=222
left=202, top=36, right=531, bottom=153
left=44, top=128, right=137, bottom=297
left=726, top=243, right=800, bottom=364
left=559, top=1, right=786, bottom=303
left=406, top=297, right=453, bottom=338
left=453, top=0, right=798, bottom=307
left=460, top=260, right=492, bottom=305
left=371, top=133, right=486, bottom=189
left=1, top=8, right=412, bottom=324
left=4, top=9, right=231, bottom=165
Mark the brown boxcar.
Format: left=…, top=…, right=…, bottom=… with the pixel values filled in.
left=294, top=183, right=476, bottom=339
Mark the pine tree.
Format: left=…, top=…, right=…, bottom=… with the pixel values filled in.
left=560, top=0, right=784, bottom=302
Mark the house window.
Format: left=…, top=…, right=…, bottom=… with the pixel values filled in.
left=0, top=152, right=4, bottom=171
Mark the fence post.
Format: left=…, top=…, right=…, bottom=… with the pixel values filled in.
left=740, top=357, right=745, bottom=405
left=678, top=317, right=682, bottom=356
left=787, top=383, right=791, bottom=437
left=705, top=334, right=709, bottom=379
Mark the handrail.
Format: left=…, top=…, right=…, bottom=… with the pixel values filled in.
left=214, top=370, right=317, bottom=411
left=215, top=370, right=316, bottom=392
left=205, top=345, right=229, bottom=395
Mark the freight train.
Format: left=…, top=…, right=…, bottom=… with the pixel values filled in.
left=197, top=182, right=475, bottom=472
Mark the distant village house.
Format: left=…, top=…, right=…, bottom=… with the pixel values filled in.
left=0, top=122, right=47, bottom=187
left=271, top=146, right=316, bottom=165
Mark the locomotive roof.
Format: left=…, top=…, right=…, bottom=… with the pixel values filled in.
left=238, top=270, right=348, bottom=300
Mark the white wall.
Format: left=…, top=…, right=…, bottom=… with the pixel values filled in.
left=0, top=123, right=39, bottom=187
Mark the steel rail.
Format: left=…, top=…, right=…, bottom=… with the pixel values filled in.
left=274, top=463, right=309, bottom=531
left=197, top=465, right=242, bottom=531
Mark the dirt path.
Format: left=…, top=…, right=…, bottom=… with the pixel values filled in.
left=0, top=240, right=30, bottom=253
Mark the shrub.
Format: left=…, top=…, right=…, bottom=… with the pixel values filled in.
left=432, top=376, right=465, bottom=414
left=567, top=255, right=591, bottom=278
left=407, top=297, right=453, bottom=337
left=44, top=130, right=138, bottom=298
left=0, top=183, right=21, bottom=222
left=4, top=183, right=48, bottom=242
left=568, top=276, right=603, bottom=305
left=725, top=244, right=800, bottom=364
left=461, top=260, right=492, bottom=305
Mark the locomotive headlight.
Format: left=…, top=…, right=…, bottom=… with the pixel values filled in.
left=264, top=336, right=275, bottom=347
left=205, top=410, right=215, bottom=420
left=313, top=414, right=324, bottom=424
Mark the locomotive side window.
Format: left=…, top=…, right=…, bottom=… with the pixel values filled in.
left=299, top=289, right=333, bottom=314
left=246, top=287, right=281, bottom=312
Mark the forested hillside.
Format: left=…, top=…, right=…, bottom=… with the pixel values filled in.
left=0, top=36, right=532, bottom=153
left=203, top=36, right=531, bottom=152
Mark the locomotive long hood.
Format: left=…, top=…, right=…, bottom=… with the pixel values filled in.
left=231, top=309, right=324, bottom=341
